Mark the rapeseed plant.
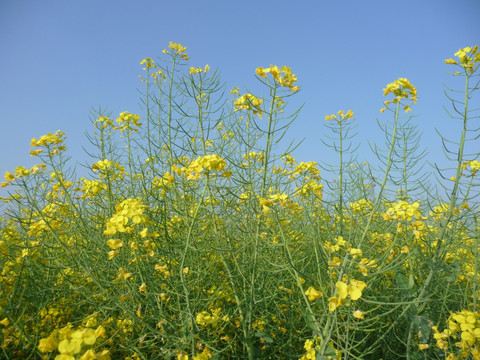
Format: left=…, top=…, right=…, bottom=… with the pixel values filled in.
left=0, top=43, right=478, bottom=360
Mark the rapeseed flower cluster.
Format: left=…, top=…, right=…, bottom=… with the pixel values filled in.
left=234, top=93, right=263, bottom=118
left=299, top=338, right=340, bottom=360
left=304, top=286, right=323, bottom=301
left=30, top=130, right=65, bottom=148
left=242, top=151, right=264, bottom=166
left=93, top=115, right=114, bottom=130
left=195, top=308, right=225, bottom=328
left=78, top=178, right=106, bottom=198
left=92, top=159, right=126, bottom=180
left=189, top=64, right=210, bottom=74
left=382, top=200, right=423, bottom=221
left=258, top=192, right=302, bottom=216
left=381, top=78, right=417, bottom=113
left=114, top=112, right=142, bottom=133
left=177, top=347, right=213, bottom=360
left=30, top=130, right=66, bottom=156
left=295, top=180, right=323, bottom=199
left=2, top=164, right=46, bottom=188
left=140, top=57, right=157, bottom=70
left=466, top=160, right=480, bottom=175
left=432, top=310, right=480, bottom=359
left=256, top=65, right=299, bottom=91
left=104, top=198, right=147, bottom=236
left=329, top=279, right=367, bottom=311
left=162, top=41, right=189, bottom=61
left=325, top=110, right=354, bottom=124
left=349, top=199, right=373, bottom=213
left=152, top=172, right=175, bottom=194
left=38, top=323, right=109, bottom=360
left=445, top=45, right=480, bottom=74
left=183, top=154, right=228, bottom=180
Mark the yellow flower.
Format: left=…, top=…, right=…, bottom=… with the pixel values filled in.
left=349, top=279, right=366, bottom=300
left=164, top=42, right=189, bottom=60
left=58, top=338, right=82, bottom=356
left=328, top=297, right=342, bottom=311
left=114, top=112, right=142, bottom=133
left=30, top=149, right=43, bottom=156
left=467, top=160, right=480, bottom=173
left=140, top=57, right=157, bottom=69
left=304, top=339, right=314, bottom=351
left=139, top=283, right=147, bottom=292
left=38, top=336, right=59, bottom=352
left=256, top=65, right=299, bottom=91
left=381, top=78, right=417, bottom=112
left=177, top=352, right=189, bottom=360
left=71, top=328, right=97, bottom=345
left=0, top=317, right=9, bottom=326
left=31, top=130, right=65, bottom=147
left=4, top=171, right=15, bottom=182
left=106, top=239, right=124, bottom=249
left=349, top=248, right=362, bottom=257
left=336, top=281, right=349, bottom=300
left=449, top=45, right=479, bottom=73
left=196, top=309, right=221, bottom=327
left=305, top=286, right=323, bottom=301
left=234, top=93, right=263, bottom=118
left=95, top=325, right=106, bottom=338
left=79, top=349, right=97, bottom=360
left=193, top=347, right=212, bottom=360
left=189, top=64, right=210, bottom=74
left=96, top=350, right=111, bottom=360
left=461, top=330, right=475, bottom=345
left=117, top=268, right=132, bottom=280
left=445, top=58, right=458, bottom=65
left=353, top=310, right=364, bottom=319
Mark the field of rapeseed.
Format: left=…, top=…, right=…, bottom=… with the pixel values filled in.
left=1, top=43, right=479, bottom=360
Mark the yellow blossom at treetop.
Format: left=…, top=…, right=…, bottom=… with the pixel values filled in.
left=114, top=111, right=142, bottom=133
left=189, top=64, right=210, bottom=74
left=325, top=110, right=354, bottom=123
left=381, top=78, right=417, bottom=113
left=162, top=41, right=189, bottom=60
left=140, top=57, right=157, bottom=69
left=256, top=65, right=299, bottom=91
left=445, top=45, right=480, bottom=73
left=31, top=130, right=65, bottom=147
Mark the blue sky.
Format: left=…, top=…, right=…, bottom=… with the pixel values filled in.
left=1, top=0, right=479, bottom=195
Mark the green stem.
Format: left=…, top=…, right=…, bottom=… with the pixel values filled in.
left=359, top=101, right=401, bottom=247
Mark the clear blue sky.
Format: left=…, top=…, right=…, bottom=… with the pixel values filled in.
left=1, top=0, right=479, bottom=193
